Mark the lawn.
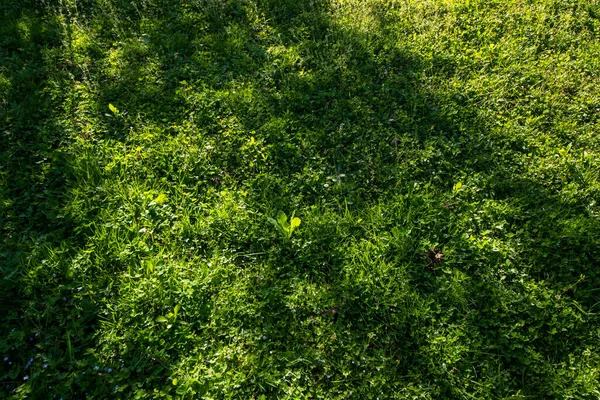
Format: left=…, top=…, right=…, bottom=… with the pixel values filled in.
left=1, top=0, right=600, bottom=398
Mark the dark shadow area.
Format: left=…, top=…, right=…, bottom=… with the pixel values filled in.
left=0, top=2, right=106, bottom=396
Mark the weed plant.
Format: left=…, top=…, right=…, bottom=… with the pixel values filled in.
left=1, top=0, right=600, bottom=398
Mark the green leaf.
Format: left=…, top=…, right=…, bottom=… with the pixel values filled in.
left=276, top=210, right=288, bottom=228
left=108, top=103, right=119, bottom=114
left=153, top=193, right=168, bottom=204
left=173, top=304, right=181, bottom=321
left=155, top=316, right=169, bottom=323
left=290, top=217, right=301, bottom=229
left=176, top=383, right=190, bottom=395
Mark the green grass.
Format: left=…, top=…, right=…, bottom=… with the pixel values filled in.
left=1, top=0, right=600, bottom=398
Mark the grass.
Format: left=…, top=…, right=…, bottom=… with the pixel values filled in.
left=1, top=0, right=600, bottom=398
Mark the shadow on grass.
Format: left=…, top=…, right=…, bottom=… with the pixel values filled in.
left=1, top=0, right=599, bottom=398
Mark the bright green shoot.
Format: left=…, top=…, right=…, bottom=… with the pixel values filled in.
left=268, top=210, right=301, bottom=240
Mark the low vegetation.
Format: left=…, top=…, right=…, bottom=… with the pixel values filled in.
left=1, top=0, right=600, bottom=398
